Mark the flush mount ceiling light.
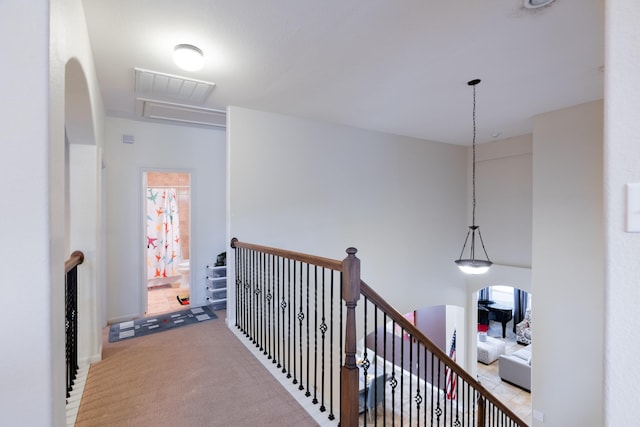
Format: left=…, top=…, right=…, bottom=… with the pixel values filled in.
left=454, top=79, right=493, bottom=275
left=524, top=0, right=556, bottom=8
left=173, top=44, right=204, bottom=71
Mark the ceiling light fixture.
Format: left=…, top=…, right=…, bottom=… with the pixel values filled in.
left=173, top=44, right=204, bottom=71
left=523, top=0, right=556, bottom=8
left=455, top=79, right=493, bottom=275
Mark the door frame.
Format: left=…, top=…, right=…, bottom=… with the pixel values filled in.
left=140, top=168, right=192, bottom=316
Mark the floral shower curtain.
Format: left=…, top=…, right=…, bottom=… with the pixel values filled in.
left=146, top=188, right=182, bottom=281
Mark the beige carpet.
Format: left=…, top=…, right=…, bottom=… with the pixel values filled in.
left=75, top=311, right=319, bottom=426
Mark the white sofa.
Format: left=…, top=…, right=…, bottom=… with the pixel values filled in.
left=498, top=345, right=531, bottom=391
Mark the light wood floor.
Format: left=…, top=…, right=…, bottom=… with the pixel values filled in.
left=146, top=283, right=189, bottom=316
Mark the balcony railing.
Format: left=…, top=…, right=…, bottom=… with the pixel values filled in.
left=65, top=250, right=84, bottom=400
left=231, top=238, right=527, bottom=426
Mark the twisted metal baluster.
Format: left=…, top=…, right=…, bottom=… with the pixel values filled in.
left=328, top=271, right=335, bottom=421
left=319, top=267, right=327, bottom=412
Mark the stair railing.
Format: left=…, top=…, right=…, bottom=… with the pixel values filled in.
left=65, top=250, right=84, bottom=400
left=231, top=238, right=527, bottom=426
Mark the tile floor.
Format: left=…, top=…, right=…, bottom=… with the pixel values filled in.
left=146, top=283, right=189, bottom=316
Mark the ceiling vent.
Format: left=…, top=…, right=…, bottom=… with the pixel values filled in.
left=136, top=98, right=226, bottom=128
left=523, top=0, right=555, bottom=8
left=134, top=68, right=215, bottom=105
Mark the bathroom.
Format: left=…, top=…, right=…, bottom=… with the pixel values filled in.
left=145, top=171, right=191, bottom=315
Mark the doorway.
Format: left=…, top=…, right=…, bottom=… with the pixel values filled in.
left=144, top=171, right=191, bottom=316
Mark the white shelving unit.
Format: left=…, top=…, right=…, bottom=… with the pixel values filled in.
left=205, top=264, right=226, bottom=310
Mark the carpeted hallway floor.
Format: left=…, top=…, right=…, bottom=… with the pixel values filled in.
left=75, top=310, right=319, bottom=426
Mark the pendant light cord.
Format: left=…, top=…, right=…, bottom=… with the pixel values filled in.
left=471, top=80, right=478, bottom=228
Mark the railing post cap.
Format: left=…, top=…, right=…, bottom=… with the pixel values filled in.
left=230, top=237, right=238, bottom=248
left=346, top=247, right=357, bottom=256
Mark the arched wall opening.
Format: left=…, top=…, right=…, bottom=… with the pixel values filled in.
left=464, top=265, right=531, bottom=378
left=64, top=58, right=102, bottom=366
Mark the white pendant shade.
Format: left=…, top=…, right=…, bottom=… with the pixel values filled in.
left=455, top=260, right=492, bottom=275
left=173, top=44, right=204, bottom=71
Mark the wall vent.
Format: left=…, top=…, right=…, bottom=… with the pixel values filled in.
left=136, top=98, right=226, bottom=128
left=134, top=68, right=215, bottom=105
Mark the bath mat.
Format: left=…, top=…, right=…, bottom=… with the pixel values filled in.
left=108, top=305, right=217, bottom=343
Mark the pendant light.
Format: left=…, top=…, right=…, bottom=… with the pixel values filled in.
left=454, top=79, right=492, bottom=275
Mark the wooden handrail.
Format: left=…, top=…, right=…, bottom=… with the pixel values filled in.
left=230, top=238, right=343, bottom=271
left=65, top=250, right=85, bottom=274
left=360, top=279, right=528, bottom=427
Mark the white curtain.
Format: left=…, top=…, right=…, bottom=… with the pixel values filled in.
left=146, top=188, right=182, bottom=280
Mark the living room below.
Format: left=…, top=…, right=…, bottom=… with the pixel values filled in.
left=476, top=286, right=532, bottom=423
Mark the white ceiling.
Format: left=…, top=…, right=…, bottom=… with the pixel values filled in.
left=81, top=0, right=604, bottom=145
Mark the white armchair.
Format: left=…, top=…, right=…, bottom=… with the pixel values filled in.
left=515, top=308, right=532, bottom=345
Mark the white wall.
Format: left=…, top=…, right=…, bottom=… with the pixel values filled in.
left=70, top=145, right=102, bottom=364
left=0, top=0, right=105, bottom=425
left=0, top=2, right=52, bottom=426
left=104, top=117, right=226, bottom=322
left=604, top=1, right=640, bottom=424
left=227, top=106, right=468, bottom=319
left=476, top=135, right=533, bottom=268
left=531, top=100, right=604, bottom=426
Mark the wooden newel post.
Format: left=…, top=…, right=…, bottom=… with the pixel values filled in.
left=340, top=247, right=361, bottom=427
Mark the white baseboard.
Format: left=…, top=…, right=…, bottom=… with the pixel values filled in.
left=107, top=312, right=142, bottom=324
left=66, top=365, right=90, bottom=427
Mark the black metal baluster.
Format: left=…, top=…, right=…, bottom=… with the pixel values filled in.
left=251, top=251, right=257, bottom=343
left=312, top=265, right=318, bottom=404
left=252, top=250, right=258, bottom=346
left=424, top=346, right=428, bottom=427
left=374, top=301, right=379, bottom=426
left=390, top=319, right=397, bottom=427
left=245, top=249, right=250, bottom=337
left=400, top=327, right=404, bottom=425
left=268, top=254, right=274, bottom=361
left=241, top=247, right=246, bottom=331
left=319, top=268, right=327, bottom=412
left=274, top=255, right=281, bottom=367
left=259, top=251, right=265, bottom=351
left=382, top=311, right=388, bottom=426
left=265, top=253, right=272, bottom=357
left=286, top=259, right=292, bottom=378
left=254, top=252, right=264, bottom=351
left=436, top=359, right=442, bottom=424
left=261, top=252, right=267, bottom=355
left=362, top=298, right=369, bottom=422
left=292, top=261, right=298, bottom=385
left=338, top=271, right=343, bottom=424
left=454, top=370, right=460, bottom=427
left=416, top=343, right=421, bottom=427
left=409, top=332, right=413, bottom=424
left=298, top=261, right=305, bottom=391
left=279, top=257, right=286, bottom=372
left=328, top=271, right=335, bottom=421
left=430, top=351, right=435, bottom=427
left=305, top=263, right=311, bottom=397
left=236, top=247, right=243, bottom=331
left=65, top=266, right=78, bottom=399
